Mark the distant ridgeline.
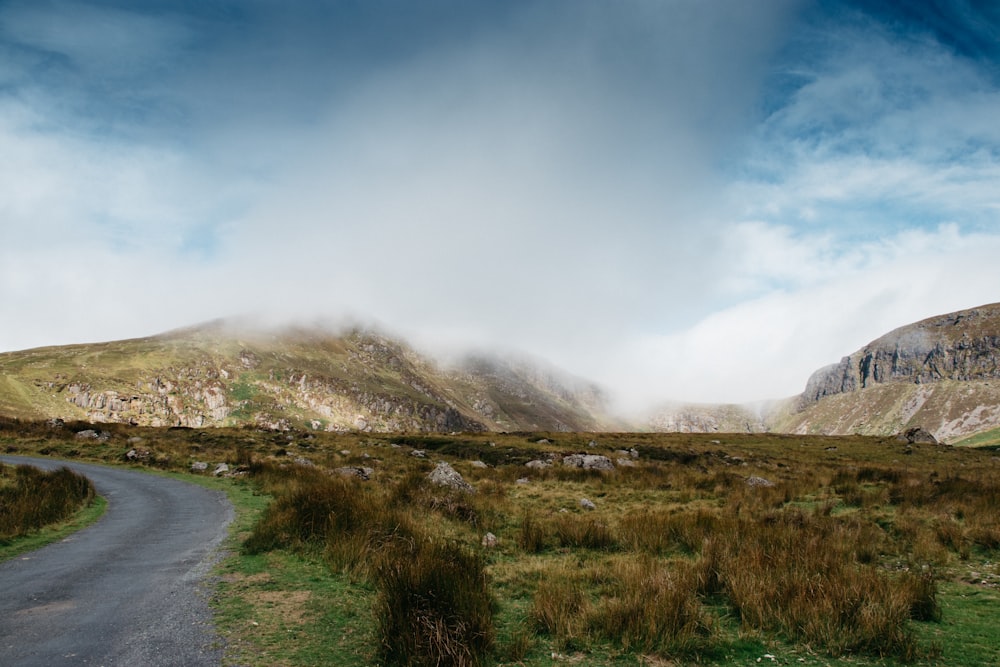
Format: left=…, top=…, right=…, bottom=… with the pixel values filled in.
left=649, top=303, right=1000, bottom=444
left=0, top=322, right=621, bottom=434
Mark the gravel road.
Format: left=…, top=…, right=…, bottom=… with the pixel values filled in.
left=0, top=456, right=234, bottom=666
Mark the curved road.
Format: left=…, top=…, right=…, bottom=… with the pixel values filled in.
left=0, top=456, right=234, bottom=666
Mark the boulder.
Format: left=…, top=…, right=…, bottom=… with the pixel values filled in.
left=427, top=462, right=475, bottom=494
left=526, top=460, right=552, bottom=469
left=579, top=498, right=596, bottom=510
left=471, top=460, right=489, bottom=468
left=213, top=463, right=230, bottom=477
left=896, top=427, right=938, bottom=445
left=745, top=476, right=774, bottom=488
left=562, top=454, right=614, bottom=471
left=190, top=461, right=209, bottom=472
left=481, top=532, right=498, bottom=548
left=335, top=466, right=375, bottom=481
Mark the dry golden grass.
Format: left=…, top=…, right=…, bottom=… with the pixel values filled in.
left=4, top=420, right=1000, bottom=664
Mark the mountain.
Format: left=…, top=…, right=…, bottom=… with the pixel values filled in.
left=0, top=321, right=620, bottom=433
left=771, top=302, right=1000, bottom=442
left=645, top=303, right=1000, bottom=444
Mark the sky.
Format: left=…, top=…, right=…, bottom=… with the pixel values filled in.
left=2, top=0, right=999, bottom=410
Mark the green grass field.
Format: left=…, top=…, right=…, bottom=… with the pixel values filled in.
left=3, top=420, right=999, bottom=666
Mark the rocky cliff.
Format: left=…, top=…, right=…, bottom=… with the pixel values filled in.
left=775, top=303, right=1000, bottom=442
left=801, top=306, right=1000, bottom=403
left=0, top=321, right=621, bottom=433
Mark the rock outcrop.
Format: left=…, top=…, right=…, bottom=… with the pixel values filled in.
left=801, top=305, right=1000, bottom=404
left=778, top=303, right=1000, bottom=442
left=0, top=320, right=621, bottom=433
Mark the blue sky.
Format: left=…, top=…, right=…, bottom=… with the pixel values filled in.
left=2, top=0, right=999, bottom=408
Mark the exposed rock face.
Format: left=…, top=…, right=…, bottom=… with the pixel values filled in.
left=802, top=306, right=1000, bottom=404
left=427, top=462, right=475, bottom=494
left=561, top=454, right=614, bottom=471
left=0, top=321, right=620, bottom=433
left=896, top=427, right=938, bottom=445
left=779, top=303, right=1000, bottom=442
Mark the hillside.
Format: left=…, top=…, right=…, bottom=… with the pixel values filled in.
left=0, top=321, right=620, bottom=433
left=771, top=303, right=1000, bottom=441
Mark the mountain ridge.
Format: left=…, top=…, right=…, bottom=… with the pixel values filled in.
left=0, top=321, right=621, bottom=433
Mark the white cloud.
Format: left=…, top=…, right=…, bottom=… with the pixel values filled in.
left=1, top=1, right=999, bottom=417
left=599, top=224, right=1000, bottom=408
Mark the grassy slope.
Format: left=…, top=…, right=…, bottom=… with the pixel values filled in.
left=770, top=380, right=1000, bottom=442
left=4, top=422, right=999, bottom=666
left=0, top=326, right=614, bottom=432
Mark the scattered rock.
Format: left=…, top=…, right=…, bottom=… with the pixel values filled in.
left=340, top=449, right=351, bottom=456
left=526, top=459, right=552, bottom=469
left=46, top=418, right=65, bottom=429
left=411, top=449, right=427, bottom=458
left=335, top=466, right=375, bottom=481
left=616, top=458, right=636, bottom=467
left=190, top=461, right=209, bottom=472
left=481, top=532, right=498, bottom=548
left=75, top=429, right=99, bottom=440
left=745, top=476, right=774, bottom=488
left=562, top=454, right=614, bottom=471
left=125, top=448, right=151, bottom=461
left=293, top=457, right=313, bottom=466
left=896, top=427, right=938, bottom=445
left=579, top=498, right=596, bottom=510
left=427, top=462, right=475, bottom=494
left=587, top=440, right=597, bottom=448
left=213, top=463, right=230, bottom=477
left=471, top=460, right=489, bottom=468
left=536, top=438, right=550, bottom=444
left=515, top=477, right=530, bottom=485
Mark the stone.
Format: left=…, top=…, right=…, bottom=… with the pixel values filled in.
left=411, top=449, right=427, bottom=458
left=562, top=454, right=614, bottom=471
left=125, top=448, right=151, bottom=461
left=525, top=459, right=551, bottom=469
left=471, top=460, right=488, bottom=468
left=481, top=532, right=498, bottom=548
left=616, top=458, right=636, bottom=467
left=579, top=498, right=596, bottom=510
left=340, top=449, right=351, bottom=456
left=745, top=476, right=774, bottom=488
left=213, top=463, right=230, bottom=476
left=190, top=461, right=209, bottom=472
left=515, top=477, right=530, bottom=485
left=294, top=457, right=313, bottom=466
left=427, top=462, right=475, bottom=494
left=75, top=429, right=99, bottom=439
left=896, top=427, right=938, bottom=445
left=336, top=466, right=375, bottom=481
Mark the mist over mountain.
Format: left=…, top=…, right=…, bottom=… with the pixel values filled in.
left=0, top=320, right=622, bottom=433
left=2, top=303, right=1000, bottom=443
left=647, top=302, right=1000, bottom=444
left=772, top=302, right=1000, bottom=442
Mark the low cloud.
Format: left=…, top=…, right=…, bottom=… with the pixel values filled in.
left=0, top=1, right=998, bottom=415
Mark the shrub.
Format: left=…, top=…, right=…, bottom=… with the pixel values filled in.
left=589, top=559, right=713, bottom=657
left=529, top=576, right=590, bottom=649
left=553, top=514, right=617, bottom=550
left=0, top=464, right=95, bottom=539
left=517, top=513, right=547, bottom=553
left=374, top=539, right=494, bottom=667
